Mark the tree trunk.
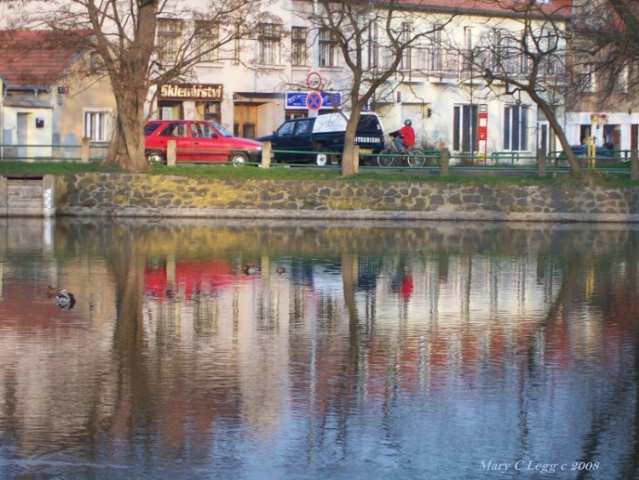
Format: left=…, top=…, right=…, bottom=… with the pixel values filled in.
left=341, top=105, right=364, bottom=176
left=529, top=89, right=581, bottom=173
left=100, top=0, right=159, bottom=172
left=103, top=89, right=151, bottom=172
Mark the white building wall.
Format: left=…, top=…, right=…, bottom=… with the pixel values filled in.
left=3, top=106, right=54, bottom=158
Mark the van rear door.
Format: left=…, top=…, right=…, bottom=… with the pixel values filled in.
left=355, top=114, right=385, bottom=154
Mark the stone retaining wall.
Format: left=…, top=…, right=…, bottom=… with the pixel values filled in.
left=54, top=173, right=639, bottom=222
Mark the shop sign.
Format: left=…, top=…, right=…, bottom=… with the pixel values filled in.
left=160, top=83, right=223, bottom=100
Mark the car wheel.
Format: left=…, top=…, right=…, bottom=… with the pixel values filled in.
left=146, top=151, right=166, bottom=164
left=229, top=152, right=248, bottom=165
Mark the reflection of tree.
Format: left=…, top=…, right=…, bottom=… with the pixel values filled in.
left=517, top=243, right=639, bottom=478
left=108, top=228, right=153, bottom=448
left=29, top=219, right=639, bottom=475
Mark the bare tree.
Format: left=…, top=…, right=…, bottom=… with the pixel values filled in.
left=299, top=0, right=455, bottom=176
left=460, top=0, right=583, bottom=172
left=569, top=1, right=639, bottom=123
left=9, top=0, right=276, bottom=172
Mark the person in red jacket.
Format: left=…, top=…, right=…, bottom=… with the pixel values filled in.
left=391, top=119, right=415, bottom=152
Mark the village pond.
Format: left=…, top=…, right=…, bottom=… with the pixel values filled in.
left=0, top=218, right=637, bottom=480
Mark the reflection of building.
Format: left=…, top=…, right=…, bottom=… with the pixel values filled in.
left=1, top=221, right=638, bottom=476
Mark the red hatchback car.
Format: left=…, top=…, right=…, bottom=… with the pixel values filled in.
left=144, top=120, right=263, bottom=164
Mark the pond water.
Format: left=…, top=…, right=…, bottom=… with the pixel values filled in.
left=0, top=218, right=637, bottom=480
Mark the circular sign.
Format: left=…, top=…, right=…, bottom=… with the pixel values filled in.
left=306, top=91, right=323, bottom=111
left=306, top=71, right=322, bottom=90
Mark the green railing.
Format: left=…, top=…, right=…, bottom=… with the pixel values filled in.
left=0, top=143, right=109, bottom=163
left=1, top=142, right=636, bottom=178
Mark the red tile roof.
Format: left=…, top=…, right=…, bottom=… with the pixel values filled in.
left=0, top=30, right=89, bottom=89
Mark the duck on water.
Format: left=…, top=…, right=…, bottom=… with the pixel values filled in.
left=49, top=287, right=76, bottom=309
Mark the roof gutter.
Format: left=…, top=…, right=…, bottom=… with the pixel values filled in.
left=5, top=84, right=51, bottom=95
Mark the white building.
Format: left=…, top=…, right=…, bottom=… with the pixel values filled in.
left=146, top=0, right=576, bottom=163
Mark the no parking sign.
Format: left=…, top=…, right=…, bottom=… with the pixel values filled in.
left=306, top=91, right=323, bottom=111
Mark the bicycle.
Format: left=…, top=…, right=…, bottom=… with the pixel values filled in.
left=377, top=135, right=426, bottom=168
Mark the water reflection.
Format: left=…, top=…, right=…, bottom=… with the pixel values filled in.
left=0, top=218, right=637, bottom=479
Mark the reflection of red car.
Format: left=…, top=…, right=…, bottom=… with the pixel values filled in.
left=145, top=259, right=238, bottom=299
left=144, top=120, right=262, bottom=164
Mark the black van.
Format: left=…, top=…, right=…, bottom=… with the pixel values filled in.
left=257, top=112, right=385, bottom=166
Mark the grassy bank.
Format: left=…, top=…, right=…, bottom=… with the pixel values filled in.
left=0, top=160, right=636, bottom=188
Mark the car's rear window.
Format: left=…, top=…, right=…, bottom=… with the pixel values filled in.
left=357, top=115, right=382, bottom=132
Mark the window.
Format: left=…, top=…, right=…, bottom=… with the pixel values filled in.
left=399, top=22, right=412, bottom=71
left=295, top=119, right=313, bottom=135
left=462, top=26, right=473, bottom=71
left=431, top=26, right=443, bottom=71
left=319, top=28, right=339, bottom=67
left=159, top=123, right=187, bottom=137
left=453, top=104, right=479, bottom=152
left=157, top=18, right=184, bottom=63
left=504, top=105, right=529, bottom=151
left=195, top=21, right=219, bottom=62
left=367, top=22, right=380, bottom=70
left=258, top=23, right=282, bottom=65
left=84, top=110, right=111, bottom=142
left=291, top=27, right=307, bottom=66
left=615, top=64, right=629, bottom=93
left=578, top=63, right=595, bottom=92
left=276, top=121, right=295, bottom=136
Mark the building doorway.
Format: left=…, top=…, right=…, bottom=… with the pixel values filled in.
left=453, top=104, right=479, bottom=153
left=602, top=124, right=620, bottom=150
left=579, top=124, right=591, bottom=145
left=17, top=113, right=29, bottom=160
left=234, top=104, right=258, bottom=139
left=537, top=121, right=549, bottom=155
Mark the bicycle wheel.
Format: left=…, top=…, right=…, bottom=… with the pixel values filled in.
left=406, top=148, right=426, bottom=168
left=377, top=147, right=396, bottom=167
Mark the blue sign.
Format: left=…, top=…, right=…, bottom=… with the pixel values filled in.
left=306, top=91, right=323, bottom=111
left=285, top=92, right=341, bottom=109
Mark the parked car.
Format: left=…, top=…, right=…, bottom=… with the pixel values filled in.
left=256, top=112, right=385, bottom=166
left=144, top=120, right=262, bottom=164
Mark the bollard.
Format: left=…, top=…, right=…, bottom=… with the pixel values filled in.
left=537, top=148, right=546, bottom=177
left=353, top=145, right=359, bottom=174
left=632, top=150, right=638, bottom=181
left=440, top=148, right=449, bottom=175
left=261, top=141, right=271, bottom=168
left=81, top=137, right=90, bottom=163
left=167, top=140, right=176, bottom=167
left=0, top=176, right=7, bottom=216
